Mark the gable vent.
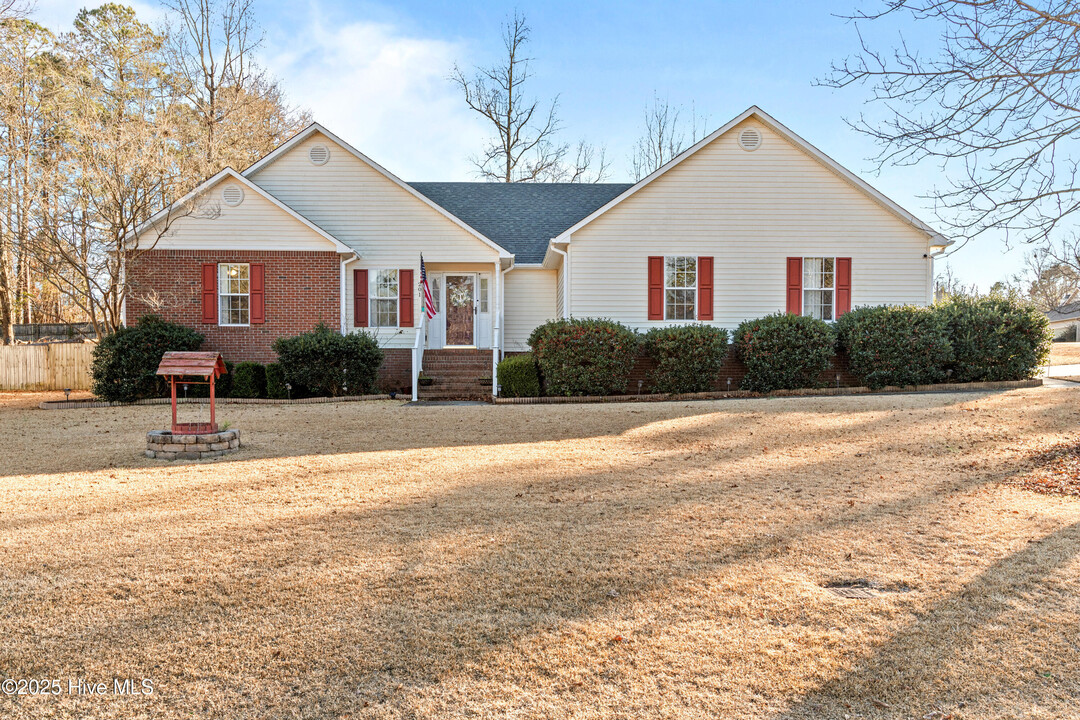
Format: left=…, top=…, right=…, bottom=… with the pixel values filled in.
left=738, top=127, right=763, bottom=152
left=221, top=184, right=244, bottom=207
left=309, top=144, right=330, bottom=165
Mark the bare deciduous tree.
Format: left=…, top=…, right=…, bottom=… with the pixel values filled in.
left=823, top=1, right=1080, bottom=252
left=164, top=0, right=309, bottom=177
left=451, top=12, right=608, bottom=183
left=1011, top=245, right=1080, bottom=310
left=630, top=95, right=708, bottom=180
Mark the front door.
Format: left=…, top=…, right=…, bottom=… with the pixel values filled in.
left=445, top=274, right=475, bottom=346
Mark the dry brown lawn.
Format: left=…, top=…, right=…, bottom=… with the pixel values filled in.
left=2, top=388, right=1079, bottom=719
left=1047, top=342, right=1080, bottom=366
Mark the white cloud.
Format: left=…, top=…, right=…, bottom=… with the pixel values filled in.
left=262, top=15, right=487, bottom=180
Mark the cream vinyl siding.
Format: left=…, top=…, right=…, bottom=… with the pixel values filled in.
left=504, top=267, right=557, bottom=351
left=568, top=120, right=934, bottom=329
left=555, top=266, right=565, bottom=319
left=147, top=178, right=339, bottom=251
left=248, top=132, right=500, bottom=266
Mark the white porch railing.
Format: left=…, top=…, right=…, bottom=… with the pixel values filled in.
left=411, top=315, right=426, bottom=402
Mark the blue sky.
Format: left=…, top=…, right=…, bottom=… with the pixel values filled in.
left=37, top=0, right=1032, bottom=289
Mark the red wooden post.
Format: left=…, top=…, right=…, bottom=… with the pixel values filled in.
left=209, top=371, right=216, bottom=431
left=170, top=377, right=177, bottom=432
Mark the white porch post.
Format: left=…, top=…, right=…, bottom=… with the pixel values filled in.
left=492, top=261, right=500, bottom=397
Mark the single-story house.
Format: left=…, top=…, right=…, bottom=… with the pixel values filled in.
left=125, top=106, right=951, bottom=399
left=1046, top=301, right=1080, bottom=338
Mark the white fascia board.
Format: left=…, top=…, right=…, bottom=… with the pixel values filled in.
left=243, top=122, right=513, bottom=260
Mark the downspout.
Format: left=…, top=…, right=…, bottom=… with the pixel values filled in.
left=339, top=252, right=359, bottom=333
left=550, top=242, right=569, bottom=318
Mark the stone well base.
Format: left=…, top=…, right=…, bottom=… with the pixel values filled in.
left=146, top=429, right=241, bottom=460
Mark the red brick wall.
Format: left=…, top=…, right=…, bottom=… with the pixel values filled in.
left=126, top=249, right=340, bottom=363
left=377, top=349, right=412, bottom=394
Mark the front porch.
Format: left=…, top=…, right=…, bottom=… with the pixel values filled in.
left=412, top=261, right=510, bottom=400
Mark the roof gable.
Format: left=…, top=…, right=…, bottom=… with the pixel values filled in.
left=244, top=123, right=512, bottom=259
left=132, top=168, right=350, bottom=252
left=553, top=106, right=950, bottom=247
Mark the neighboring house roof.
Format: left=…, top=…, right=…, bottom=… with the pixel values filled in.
left=1047, top=301, right=1080, bottom=322
left=244, top=123, right=513, bottom=259
left=408, top=182, right=633, bottom=264
left=129, top=167, right=352, bottom=253
left=550, top=106, right=952, bottom=252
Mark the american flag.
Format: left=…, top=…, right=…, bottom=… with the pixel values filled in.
left=420, top=254, right=436, bottom=320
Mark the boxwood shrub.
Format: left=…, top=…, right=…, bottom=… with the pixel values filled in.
left=642, top=324, right=729, bottom=394
left=937, top=296, right=1052, bottom=382
left=271, top=324, right=383, bottom=397
left=734, top=313, right=834, bottom=392
left=528, top=318, right=639, bottom=396
left=497, top=353, right=542, bottom=398
left=231, top=361, right=267, bottom=398
left=835, top=305, right=952, bottom=389
left=90, top=315, right=204, bottom=402
left=265, top=362, right=288, bottom=399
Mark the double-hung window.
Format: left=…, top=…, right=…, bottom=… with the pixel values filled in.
left=802, top=257, right=834, bottom=321
left=219, top=263, right=250, bottom=326
left=665, top=256, right=697, bottom=320
left=371, top=269, right=399, bottom=327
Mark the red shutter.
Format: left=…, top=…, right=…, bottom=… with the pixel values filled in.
left=399, top=269, right=414, bottom=327
left=201, top=263, right=217, bottom=324
left=354, top=269, right=368, bottom=327
left=786, top=257, right=802, bottom=315
left=697, top=256, right=713, bottom=321
left=647, top=256, right=664, bottom=320
left=836, top=257, right=852, bottom=317
left=249, top=263, right=265, bottom=324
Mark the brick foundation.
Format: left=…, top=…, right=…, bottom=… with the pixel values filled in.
left=377, top=349, right=413, bottom=394
left=127, top=249, right=341, bottom=363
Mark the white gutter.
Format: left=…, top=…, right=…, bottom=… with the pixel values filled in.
left=549, top=242, right=569, bottom=318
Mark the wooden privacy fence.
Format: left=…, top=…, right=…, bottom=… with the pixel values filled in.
left=0, top=342, right=95, bottom=390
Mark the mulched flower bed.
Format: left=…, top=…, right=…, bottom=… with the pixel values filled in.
left=1010, top=439, right=1080, bottom=497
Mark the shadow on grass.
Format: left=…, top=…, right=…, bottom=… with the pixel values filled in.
left=0, top=389, right=1005, bottom=479
left=774, top=521, right=1080, bottom=719
left=4, top=390, right=1077, bottom=718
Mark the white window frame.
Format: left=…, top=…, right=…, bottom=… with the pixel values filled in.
left=218, top=263, right=250, bottom=327
left=802, top=256, right=836, bottom=322
left=664, top=255, right=697, bottom=321
left=370, top=269, right=400, bottom=328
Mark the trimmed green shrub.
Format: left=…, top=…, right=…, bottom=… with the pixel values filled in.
left=265, top=362, right=287, bottom=399
left=187, top=359, right=234, bottom=398
left=528, top=318, right=639, bottom=396
left=271, top=324, right=383, bottom=397
left=497, top=353, right=542, bottom=398
left=937, top=296, right=1053, bottom=382
left=642, top=324, right=729, bottom=394
left=90, top=315, right=204, bottom=402
left=231, top=361, right=267, bottom=398
left=836, top=305, right=952, bottom=389
left=734, top=313, right=834, bottom=392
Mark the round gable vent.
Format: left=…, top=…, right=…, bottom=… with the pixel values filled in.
left=221, top=184, right=244, bottom=207
left=738, top=127, right=763, bottom=151
left=309, top=144, right=330, bottom=165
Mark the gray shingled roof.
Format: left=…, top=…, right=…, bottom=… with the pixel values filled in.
left=408, top=182, right=633, bottom=263
left=1047, top=300, right=1080, bottom=322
